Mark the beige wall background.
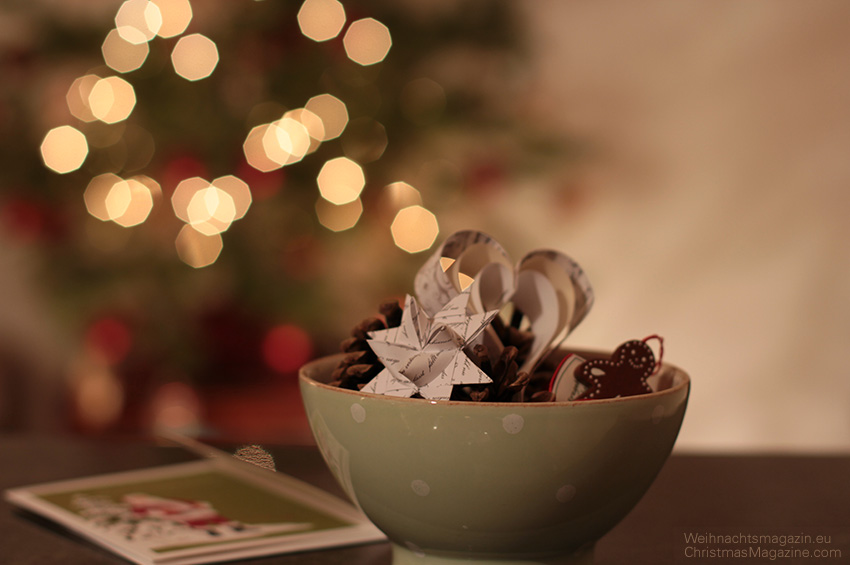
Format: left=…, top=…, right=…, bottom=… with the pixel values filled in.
left=500, top=1, right=850, bottom=452
left=2, top=1, right=848, bottom=451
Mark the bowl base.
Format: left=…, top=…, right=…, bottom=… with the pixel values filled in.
left=390, top=543, right=595, bottom=565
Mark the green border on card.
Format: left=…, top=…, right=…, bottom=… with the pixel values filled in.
left=37, top=469, right=352, bottom=554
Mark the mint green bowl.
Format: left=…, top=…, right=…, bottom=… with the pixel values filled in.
left=299, top=350, right=690, bottom=565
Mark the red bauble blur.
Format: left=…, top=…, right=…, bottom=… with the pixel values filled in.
left=464, top=158, right=507, bottom=197
left=236, top=159, right=283, bottom=201
left=262, top=324, right=313, bottom=375
left=158, top=153, right=209, bottom=193
left=85, top=317, right=133, bottom=365
left=0, top=197, right=66, bottom=243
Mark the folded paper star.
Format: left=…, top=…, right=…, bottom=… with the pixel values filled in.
left=362, top=290, right=499, bottom=400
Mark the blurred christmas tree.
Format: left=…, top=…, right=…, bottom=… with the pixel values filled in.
left=0, top=0, right=579, bottom=436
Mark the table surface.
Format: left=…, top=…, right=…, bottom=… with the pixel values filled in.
left=2, top=434, right=849, bottom=564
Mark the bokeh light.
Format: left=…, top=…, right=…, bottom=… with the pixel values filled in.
left=401, top=77, right=446, bottom=125
left=104, top=179, right=133, bottom=223
left=391, top=205, right=439, bottom=253
left=105, top=177, right=154, bottom=227
left=66, top=74, right=100, bottom=122
left=297, top=0, right=346, bottom=42
left=150, top=382, right=201, bottom=433
left=85, top=173, right=122, bottom=220
left=284, top=108, right=324, bottom=153
left=171, top=176, right=210, bottom=222
left=243, top=124, right=281, bottom=173
left=343, top=17, right=392, bottom=66
left=171, top=33, right=219, bottom=81
left=175, top=225, right=223, bottom=268
left=40, top=125, right=88, bottom=174
left=71, top=357, right=125, bottom=431
left=152, top=0, right=192, bottom=38
left=102, top=28, right=149, bottom=73
left=262, top=324, right=313, bottom=374
left=341, top=117, right=387, bottom=163
left=186, top=185, right=236, bottom=235
left=317, top=157, right=364, bottom=205
left=212, top=175, right=251, bottom=220
left=305, top=93, right=348, bottom=140
left=89, top=76, right=136, bottom=123
left=263, top=117, right=311, bottom=166
left=115, top=0, right=162, bottom=44
left=384, top=181, right=422, bottom=211
left=133, top=174, right=163, bottom=200
left=315, top=197, right=362, bottom=232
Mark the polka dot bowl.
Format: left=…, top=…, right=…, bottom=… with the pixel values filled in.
left=299, top=350, right=690, bottom=565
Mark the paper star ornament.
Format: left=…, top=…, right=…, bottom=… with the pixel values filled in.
left=362, top=290, right=499, bottom=400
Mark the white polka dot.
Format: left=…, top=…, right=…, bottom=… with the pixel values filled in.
left=651, top=405, right=664, bottom=425
left=502, top=414, right=524, bottom=434
left=350, top=403, right=366, bottom=423
left=556, top=484, right=576, bottom=503
left=411, top=479, right=430, bottom=497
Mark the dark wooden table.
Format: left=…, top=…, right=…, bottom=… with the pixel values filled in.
left=2, top=434, right=849, bottom=564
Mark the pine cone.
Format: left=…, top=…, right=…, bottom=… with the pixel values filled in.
left=331, top=299, right=402, bottom=389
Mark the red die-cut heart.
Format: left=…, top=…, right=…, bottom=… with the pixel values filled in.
left=574, top=339, right=656, bottom=400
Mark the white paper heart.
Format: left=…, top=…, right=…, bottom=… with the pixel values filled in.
left=414, top=230, right=594, bottom=374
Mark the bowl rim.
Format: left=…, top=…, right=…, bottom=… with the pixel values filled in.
left=299, top=348, right=690, bottom=408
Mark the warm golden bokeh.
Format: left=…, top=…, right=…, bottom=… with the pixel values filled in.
left=297, top=0, right=346, bottom=43
left=115, top=0, right=162, bottom=44
left=315, top=197, right=362, bottom=232
left=284, top=108, right=324, bottom=153
left=171, top=176, right=211, bottom=223
left=132, top=174, right=162, bottom=201
left=70, top=355, right=124, bottom=431
left=152, top=0, right=193, bottom=38
left=66, top=74, right=101, bottom=122
left=175, top=225, right=223, bottom=268
left=40, top=125, right=89, bottom=174
left=171, top=33, right=219, bottom=81
left=243, top=124, right=281, bottom=173
left=391, top=205, right=439, bottom=253
left=105, top=177, right=154, bottom=227
left=343, top=17, right=392, bottom=66
left=103, top=180, right=133, bottom=223
left=186, top=185, right=236, bottom=235
left=304, top=93, right=348, bottom=140
left=150, top=382, right=201, bottom=433
left=264, top=117, right=311, bottom=166
left=102, top=28, right=149, bottom=73
left=88, top=76, right=137, bottom=123
left=212, top=175, right=252, bottom=220
left=85, top=173, right=122, bottom=221
left=384, top=181, right=422, bottom=211
left=317, top=157, right=365, bottom=205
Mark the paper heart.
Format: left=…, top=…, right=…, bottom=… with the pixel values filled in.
left=414, top=230, right=594, bottom=374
